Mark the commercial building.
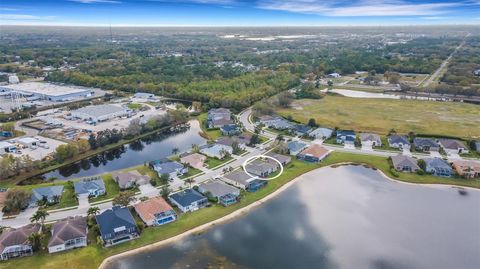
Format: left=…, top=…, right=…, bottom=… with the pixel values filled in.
left=70, top=104, right=130, bottom=122
left=4, top=82, right=93, bottom=102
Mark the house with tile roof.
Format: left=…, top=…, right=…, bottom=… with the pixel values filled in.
left=95, top=206, right=139, bottom=247
left=438, top=139, right=469, bottom=155
left=168, top=189, right=208, bottom=213
left=452, top=160, right=480, bottom=179
left=424, top=158, right=453, bottom=177
left=0, top=224, right=41, bottom=260
left=134, top=197, right=177, bottom=226
left=391, top=155, right=420, bottom=173
left=180, top=153, right=206, bottom=169
left=388, top=135, right=410, bottom=149
left=198, top=180, right=241, bottom=206
left=48, top=216, right=87, bottom=253
left=30, top=185, right=64, bottom=207
left=74, top=177, right=106, bottom=198
left=297, top=144, right=330, bottom=162
left=113, top=170, right=150, bottom=189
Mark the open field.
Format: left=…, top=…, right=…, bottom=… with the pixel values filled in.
left=277, top=95, right=480, bottom=138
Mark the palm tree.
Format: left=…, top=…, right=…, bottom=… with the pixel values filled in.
left=87, top=206, right=100, bottom=217
left=172, top=147, right=179, bottom=155
left=184, top=178, right=195, bottom=188
left=30, top=209, right=49, bottom=226
left=191, top=144, right=199, bottom=153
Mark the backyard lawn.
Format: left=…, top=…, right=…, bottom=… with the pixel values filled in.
left=205, top=156, right=234, bottom=169
left=197, top=113, right=222, bottom=140
left=179, top=167, right=203, bottom=179
left=276, top=95, right=480, bottom=139
left=89, top=174, right=120, bottom=203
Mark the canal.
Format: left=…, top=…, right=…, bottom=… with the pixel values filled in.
left=38, top=120, right=206, bottom=180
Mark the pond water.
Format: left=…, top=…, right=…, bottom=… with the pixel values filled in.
left=104, top=165, right=480, bottom=269
left=38, top=120, right=206, bottom=180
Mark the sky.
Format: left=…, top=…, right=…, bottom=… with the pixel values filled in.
left=0, top=0, right=479, bottom=26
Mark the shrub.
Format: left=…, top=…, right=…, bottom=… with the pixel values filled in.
left=390, top=167, right=399, bottom=177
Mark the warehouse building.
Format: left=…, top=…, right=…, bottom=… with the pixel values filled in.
left=71, top=104, right=130, bottom=122
left=4, top=82, right=94, bottom=102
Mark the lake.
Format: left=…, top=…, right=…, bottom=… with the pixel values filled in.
left=104, top=165, right=480, bottom=269
left=38, top=120, right=206, bottom=180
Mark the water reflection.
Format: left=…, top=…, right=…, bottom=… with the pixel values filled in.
left=38, top=120, right=206, bottom=180
left=105, top=166, right=480, bottom=269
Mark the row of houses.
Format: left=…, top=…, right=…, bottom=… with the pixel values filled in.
left=391, top=155, right=480, bottom=179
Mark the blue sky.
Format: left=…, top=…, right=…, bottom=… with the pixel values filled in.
left=0, top=0, right=479, bottom=26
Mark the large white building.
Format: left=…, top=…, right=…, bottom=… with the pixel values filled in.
left=70, top=104, right=130, bottom=122
left=4, top=82, right=94, bottom=102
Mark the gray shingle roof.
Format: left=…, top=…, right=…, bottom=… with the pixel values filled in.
left=74, top=178, right=105, bottom=195
left=388, top=135, right=410, bottom=145
left=48, top=216, right=87, bottom=247
left=31, top=185, right=64, bottom=204
left=0, top=224, right=41, bottom=253
left=198, top=180, right=239, bottom=198
left=95, top=207, right=137, bottom=238
left=391, top=155, right=420, bottom=170
left=169, top=189, right=206, bottom=207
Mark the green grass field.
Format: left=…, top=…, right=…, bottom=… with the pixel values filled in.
left=277, top=95, right=480, bottom=139
left=205, top=156, right=234, bottom=169
left=197, top=113, right=222, bottom=140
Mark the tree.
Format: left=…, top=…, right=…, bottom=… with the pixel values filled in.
left=249, top=134, right=261, bottom=146
left=160, top=173, right=170, bottom=184
left=184, top=178, right=195, bottom=188
left=55, top=143, right=79, bottom=163
left=160, top=185, right=170, bottom=199
left=28, top=232, right=43, bottom=252
left=417, top=159, right=426, bottom=171
left=191, top=144, right=200, bottom=153
left=112, top=191, right=137, bottom=207
left=2, top=189, right=31, bottom=213
left=88, top=134, right=97, bottom=149
left=307, top=118, right=317, bottom=127
left=327, top=80, right=333, bottom=90
left=277, top=92, right=294, bottom=108
left=87, top=206, right=100, bottom=217
left=30, top=209, right=49, bottom=226
left=171, top=147, right=179, bottom=155
left=276, top=134, right=284, bottom=142
left=231, top=141, right=241, bottom=154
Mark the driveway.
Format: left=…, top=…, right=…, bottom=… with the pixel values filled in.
left=78, top=195, right=90, bottom=209
left=430, top=151, right=443, bottom=158
left=139, top=183, right=158, bottom=197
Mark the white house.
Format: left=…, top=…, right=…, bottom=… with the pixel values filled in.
left=200, top=143, right=233, bottom=159
left=48, top=216, right=88, bottom=254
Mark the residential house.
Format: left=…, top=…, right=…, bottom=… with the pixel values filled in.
left=0, top=224, right=41, bottom=260
left=168, top=189, right=208, bottom=213
left=265, top=152, right=292, bottom=166
left=287, top=140, right=308, bottom=156
left=291, top=124, right=312, bottom=137
left=258, top=115, right=293, bottom=130
left=360, top=133, right=382, bottom=147
left=413, top=138, right=439, bottom=152
left=222, top=169, right=267, bottom=192
left=245, top=158, right=279, bottom=177
left=198, top=180, right=241, bottom=206
left=150, top=160, right=188, bottom=178
left=207, top=108, right=232, bottom=128
left=391, top=155, right=420, bottom=172
left=257, top=115, right=280, bottom=126
left=475, top=141, right=480, bottom=153
left=74, top=177, right=106, bottom=198
left=388, top=135, right=410, bottom=150
left=297, top=144, right=331, bottom=163
left=216, top=136, right=247, bottom=151
left=451, top=160, right=480, bottom=179
left=95, top=206, right=139, bottom=247
left=424, top=158, right=453, bottom=177
left=336, top=130, right=356, bottom=145
left=30, top=185, right=64, bottom=207
left=47, top=216, right=87, bottom=253
left=200, top=143, right=233, bottom=159
left=180, top=153, right=206, bottom=169
left=113, top=170, right=150, bottom=189
left=309, top=127, right=333, bottom=140
left=438, top=139, right=469, bottom=155
left=220, top=124, right=241, bottom=136
left=134, top=197, right=177, bottom=226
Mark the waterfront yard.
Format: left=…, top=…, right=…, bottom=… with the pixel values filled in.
left=1, top=153, right=479, bottom=269
left=277, top=95, right=480, bottom=138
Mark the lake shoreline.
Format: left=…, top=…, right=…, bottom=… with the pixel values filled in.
left=98, top=162, right=479, bottom=269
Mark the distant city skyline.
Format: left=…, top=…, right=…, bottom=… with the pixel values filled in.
left=1, top=0, right=479, bottom=26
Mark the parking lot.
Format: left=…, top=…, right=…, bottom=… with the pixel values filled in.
left=8, top=136, right=66, bottom=161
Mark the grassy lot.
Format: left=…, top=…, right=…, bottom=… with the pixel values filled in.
left=2, top=153, right=479, bottom=269
left=205, top=156, right=234, bottom=169
left=198, top=113, right=222, bottom=140
left=277, top=95, right=480, bottom=139
left=46, top=183, right=78, bottom=210
left=179, top=167, right=203, bottom=179
left=127, top=103, right=143, bottom=110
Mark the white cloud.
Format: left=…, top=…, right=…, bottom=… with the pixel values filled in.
left=0, top=7, right=18, bottom=11
left=68, top=0, right=121, bottom=3
left=147, top=0, right=236, bottom=4
left=0, top=14, right=56, bottom=20
left=257, top=0, right=462, bottom=16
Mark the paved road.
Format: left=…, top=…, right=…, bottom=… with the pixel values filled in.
left=422, top=37, right=467, bottom=88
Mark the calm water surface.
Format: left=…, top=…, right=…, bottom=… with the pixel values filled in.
left=39, top=120, right=206, bottom=180
left=105, top=166, right=480, bottom=269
